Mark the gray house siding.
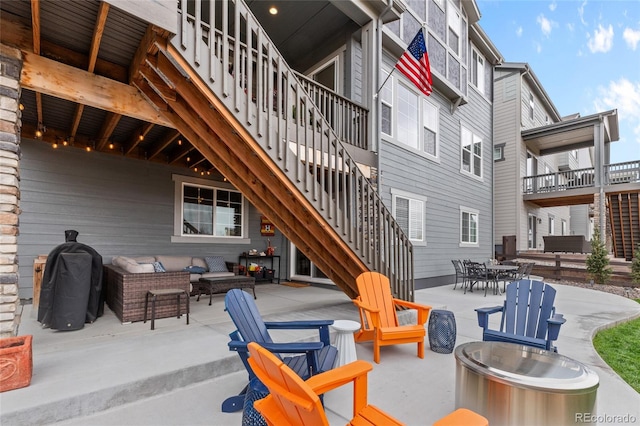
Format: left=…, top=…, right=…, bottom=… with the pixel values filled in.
left=493, top=69, right=521, bottom=250
left=378, top=66, right=493, bottom=287
left=17, top=139, right=288, bottom=299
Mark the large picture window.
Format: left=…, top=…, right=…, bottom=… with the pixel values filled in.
left=381, top=71, right=440, bottom=160
left=173, top=175, right=248, bottom=242
left=461, top=125, right=483, bottom=178
left=183, top=184, right=243, bottom=237
left=460, top=207, right=479, bottom=246
left=392, top=189, right=426, bottom=244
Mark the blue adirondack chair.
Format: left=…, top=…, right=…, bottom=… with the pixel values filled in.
left=222, top=289, right=338, bottom=412
left=475, top=279, right=566, bottom=352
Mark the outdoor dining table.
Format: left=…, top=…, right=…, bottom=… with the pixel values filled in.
left=485, top=264, right=519, bottom=295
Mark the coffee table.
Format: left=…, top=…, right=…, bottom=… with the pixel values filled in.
left=196, top=276, right=256, bottom=305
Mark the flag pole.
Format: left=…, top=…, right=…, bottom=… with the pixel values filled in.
left=374, top=68, right=396, bottom=98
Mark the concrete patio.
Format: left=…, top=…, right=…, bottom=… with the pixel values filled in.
left=2, top=281, right=640, bottom=425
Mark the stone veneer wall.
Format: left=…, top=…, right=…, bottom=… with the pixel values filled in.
left=0, top=45, right=22, bottom=338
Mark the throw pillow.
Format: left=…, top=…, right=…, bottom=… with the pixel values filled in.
left=205, top=256, right=228, bottom=272
left=152, top=261, right=166, bottom=273
left=183, top=265, right=207, bottom=274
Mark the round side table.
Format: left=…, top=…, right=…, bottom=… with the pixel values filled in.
left=331, top=320, right=361, bottom=366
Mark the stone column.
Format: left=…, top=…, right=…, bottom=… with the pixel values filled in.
left=0, top=45, right=22, bottom=338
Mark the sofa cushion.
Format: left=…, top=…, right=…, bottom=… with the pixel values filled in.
left=133, top=256, right=156, bottom=264
left=192, top=257, right=208, bottom=269
left=201, top=271, right=235, bottom=279
left=155, top=256, right=193, bottom=272
left=205, top=256, right=228, bottom=272
left=153, top=261, right=166, bottom=273
left=183, top=265, right=207, bottom=274
left=112, top=256, right=155, bottom=274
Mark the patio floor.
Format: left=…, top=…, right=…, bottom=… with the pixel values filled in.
left=2, top=281, right=640, bottom=425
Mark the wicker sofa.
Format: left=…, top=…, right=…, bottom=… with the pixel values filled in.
left=543, top=235, right=591, bottom=254
left=104, top=255, right=238, bottom=323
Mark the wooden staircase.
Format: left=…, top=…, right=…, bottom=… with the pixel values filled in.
left=607, top=191, right=640, bottom=260
left=130, top=1, right=414, bottom=300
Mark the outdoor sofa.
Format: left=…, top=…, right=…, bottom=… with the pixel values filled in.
left=104, top=255, right=240, bottom=323
left=543, top=235, right=591, bottom=254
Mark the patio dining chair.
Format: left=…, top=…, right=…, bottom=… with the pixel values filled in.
left=451, top=259, right=467, bottom=290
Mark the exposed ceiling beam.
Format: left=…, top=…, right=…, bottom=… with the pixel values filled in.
left=70, top=2, right=111, bottom=143
left=30, top=0, right=43, bottom=130
left=20, top=51, right=175, bottom=128
left=124, top=122, right=154, bottom=156
left=95, top=112, right=122, bottom=151
left=1, top=15, right=128, bottom=82
left=148, top=129, right=180, bottom=160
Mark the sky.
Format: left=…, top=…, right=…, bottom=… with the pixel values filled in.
left=475, top=0, right=640, bottom=164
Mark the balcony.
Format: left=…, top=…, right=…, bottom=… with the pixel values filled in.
left=522, top=160, right=640, bottom=207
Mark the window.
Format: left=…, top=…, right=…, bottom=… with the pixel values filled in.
left=461, top=125, right=482, bottom=178
left=548, top=216, right=555, bottom=235
left=460, top=207, right=478, bottom=246
left=471, top=48, right=485, bottom=93
left=422, top=99, right=438, bottom=156
left=381, top=70, right=393, bottom=136
left=447, top=2, right=461, bottom=55
left=397, top=84, right=419, bottom=149
left=561, top=219, right=567, bottom=235
left=494, top=143, right=505, bottom=161
left=529, top=93, right=534, bottom=120
left=182, top=184, right=243, bottom=236
left=381, top=70, right=440, bottom=159
left=173, top=175, right=248, bottom=242
left=392, top=189, right=426, bottom=244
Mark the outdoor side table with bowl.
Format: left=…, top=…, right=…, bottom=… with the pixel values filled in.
left=455, top=341, right=599, bottom=426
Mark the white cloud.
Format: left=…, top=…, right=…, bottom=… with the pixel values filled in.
left=587, top=24, right=614, bottom=53
left=595, top=78, right=640, bottom=142
left=516, top=26, right=523, bottom=37
left=534, top=41, right=542, bottom=54
left=549, top=1, right=557, bottom=12
left=578, top=0, right=588, bottom=26
left=623, top=28, right=640, bottom=50
left=567, top=23, right=575, bottom=32
left=537, top=14, right=556, bottom=37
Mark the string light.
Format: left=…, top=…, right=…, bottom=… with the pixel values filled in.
left=108, top=143, right=114, bottom=149
left=62, top=139, right=69, bottom=146
left=85, top=146, right=91, bottom=152
left=19, top=103, right=24, bottom=111
left=52, top=142, right=58, bottom=149
left=138, top=134, right=144, bottom=142
left=177, top=139, right=182, bottom=145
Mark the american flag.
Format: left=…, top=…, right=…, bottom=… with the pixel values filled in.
left=395, top=29, right=432, bottom=96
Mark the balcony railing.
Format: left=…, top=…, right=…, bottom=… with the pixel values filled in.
left=294, top=72, right=369, bottom=150
left=522, top=160, right=640, bottom=194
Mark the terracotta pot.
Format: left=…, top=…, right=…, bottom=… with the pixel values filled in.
left=0, top=335, right=33, bottom=392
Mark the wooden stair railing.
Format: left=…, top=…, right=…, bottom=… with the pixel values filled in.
left=132, top=0, right=414, bottom=300
left=607, top=191, right=640, bottom=260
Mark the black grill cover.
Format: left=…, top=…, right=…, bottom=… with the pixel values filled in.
left=38, top=241, right=104, bottom=330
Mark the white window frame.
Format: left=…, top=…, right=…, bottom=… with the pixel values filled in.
left=460, top=206, right=479, bottom=247
left=561, top=219, right=567, bottom=236
left=171, top=174, right=250, bottom=244
left=460, top=124, right=483, bottom=179
left=529, top=93, right=535, bottom=120
left=391, top=188, right=427, bottom=246
left=381, top=67, right=440, bottom=161
left=548, top=215, right=555, bottom=235
left=471, top=47, right=485, bottom=94
left=447, top=1, right=461, bottom=56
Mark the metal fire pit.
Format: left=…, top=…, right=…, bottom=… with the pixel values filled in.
left=455, top=341, right=599, bottom=426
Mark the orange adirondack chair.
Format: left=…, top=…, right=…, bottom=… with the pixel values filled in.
left=247, top=342, right=488, bottom=426
left=247, top=341, right=404, bottom=425
left=353, top=272, right=432, bottom=363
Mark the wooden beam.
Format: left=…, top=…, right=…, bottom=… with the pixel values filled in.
left=1, top=14, right=127, bottom=82
left=30, top=0, right=40, bottom=54
left=124, top=122, right=154, bottom=156
left=69, top=2, right=110, bottom=144
left=88, top=2, right=110, bottom=72
left=147, top=129, right=180, bottom=160
left=20, top=51, right=174, bottom=128
left=95, top=112, right=122, bottom=151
